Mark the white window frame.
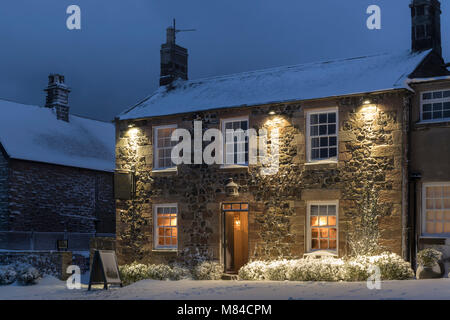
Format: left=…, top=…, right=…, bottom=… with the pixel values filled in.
left=306, top=107, right=339, bottom=163
left=153, top=203, right=178, bottom=251
left=420, top=89, right=450, bottom=123
left=306, top=200, right=339, bottom=253
left=421, top=182, right=450, bottom=238
left=220, top=116, right=249, bottom=167
left=153, top=124, right=177, bottom=170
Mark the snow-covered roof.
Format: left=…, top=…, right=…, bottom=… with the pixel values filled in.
left=0, top=99, right=115, bottom=172
left=118, top=50, right=432, bottom=120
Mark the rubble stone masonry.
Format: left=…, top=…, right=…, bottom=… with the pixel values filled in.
left=115, top=92, right=409, bottom=266
left=5, top=159, right=115, bottom=234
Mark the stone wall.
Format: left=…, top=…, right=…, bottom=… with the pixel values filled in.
left=7, top=159, right=115, bottom=234
left=115, top=92, right=408, bottom=266
left=0, top=149, right=8, bottom=231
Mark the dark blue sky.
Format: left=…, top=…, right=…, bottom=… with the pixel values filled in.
left=0, top=0, right=449, bottom=121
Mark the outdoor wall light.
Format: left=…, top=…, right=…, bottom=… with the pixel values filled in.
left=234, top=214, right=241, bottom=230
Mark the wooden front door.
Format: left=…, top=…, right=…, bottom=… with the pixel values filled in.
left=223, top=203, right=248, bottom=274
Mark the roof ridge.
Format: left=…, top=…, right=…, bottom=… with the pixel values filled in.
left=180, top=51, right=397, bottom=84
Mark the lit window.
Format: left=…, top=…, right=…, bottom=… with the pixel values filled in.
left=154, top=125, right=177, bottom=169
left=222, top=117, right=249, bottom=165
left=307, top=109, right=338, bottom=162
left=308, top=202, right=338, bottom=251
left=154, top=204, right=178, bottom=250
left=421, top=90, right=450, bottom=122
left=422, top=183, right=450, bottom=236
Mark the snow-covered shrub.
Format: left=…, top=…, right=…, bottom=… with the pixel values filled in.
left=417, top=248, right=443, bottom=268
left=288, top=258, right=346, bottom=281
left=238, top=261, right=269, bottom=280
left=348, top=253, right=414, bottom=280
left=238, top=253, right=413, bottom=281
left=119, top=262, right=151, bottom=285
left=265, top=260, right=292, bottom=281
left=193, top=261, right=223, bottom=280
left=119, top=262, right=191, bottom=285
left=16, top=265, right=41, bottom=285
left=0, top=265, right=17, bottom=285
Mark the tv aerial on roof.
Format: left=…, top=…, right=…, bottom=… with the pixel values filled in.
left=167, top=18, right=196, bottom=44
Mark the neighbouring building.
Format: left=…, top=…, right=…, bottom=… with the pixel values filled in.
left=0, top=74, right=116, bottom=252
left=115, top=0, right=450, bottom=274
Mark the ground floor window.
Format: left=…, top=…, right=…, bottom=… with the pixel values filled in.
left=154, top=204, right=178, bottom=250
left=307, top=201, right=338, bottom=252
left=422, top=183, right=450, bottom=236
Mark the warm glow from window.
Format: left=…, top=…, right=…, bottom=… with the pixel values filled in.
left=309, top=203, right=337, bottom=251
left=423, top=184, right=450, bottom=235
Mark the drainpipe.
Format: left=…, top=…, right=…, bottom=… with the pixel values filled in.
left=409, top=173, right=421, bottom=271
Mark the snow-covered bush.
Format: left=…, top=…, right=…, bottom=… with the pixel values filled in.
left=16, top=265, right=41, bottom=285
left=417, top=248, right=443, bottom=268
left=238, top=261, right=269, bottom=281
left=0, top=265, right=17, bottom=285
left=289, top=258, right=346, bottom=281
left=119, top=262, right=191, bottom=285
left=119, top=262, right=151, bottom=285
left=238, top=253, right=413, bottom=281
left=193, top=261, right=223, bottom=280
left=346, top=253, right=414, bottom=281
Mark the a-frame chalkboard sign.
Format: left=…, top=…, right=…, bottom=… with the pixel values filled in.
left=88, top=250, right=122, bottom=290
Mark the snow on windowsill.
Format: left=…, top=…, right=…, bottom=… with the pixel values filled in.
left=151, top=167, right=178, bottom=174
left=304, top=160, right=338, bottom=166
left=220, top=164, right=249, bottom=170
left=152, top=249, right=178, bottom=253
left=416, top=119, right=450, bottom=126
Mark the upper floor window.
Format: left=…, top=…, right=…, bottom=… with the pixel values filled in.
left=154, top=204, right=178, bottom=250
left=153, top=125, right=177, bottom=169
left=421, top=90, right=450, bottom=122
left=222, top=117, right=249, bottom=166
left=306, top=109, right=338, bottom=162
left=422, top=183, right=450, bottom=237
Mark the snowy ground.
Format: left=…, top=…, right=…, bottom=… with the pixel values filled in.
left=0, top=276, right=449, bottom=300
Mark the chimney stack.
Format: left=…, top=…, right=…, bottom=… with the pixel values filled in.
left=410, top=0, right=442, bottom=56
left=160, top=20, right=189, bottom=86
left=44, top=74, right=71, bottom=122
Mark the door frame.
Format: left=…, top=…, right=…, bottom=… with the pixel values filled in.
left=221, top=202, right=249, bottom=274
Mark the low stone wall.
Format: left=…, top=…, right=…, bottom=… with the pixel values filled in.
left=0, top=251, right=72, bottom=280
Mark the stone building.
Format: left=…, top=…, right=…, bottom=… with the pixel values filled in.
left=115, top=0, right=449, bottom=273
left=0, top=74, right=116, bottom=251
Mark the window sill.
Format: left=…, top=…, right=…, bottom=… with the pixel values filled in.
left=305, top=160, right=338, bottom=165
left=152, top=249, right=178, bottom=253
left=151, top=167, right=178, bottom=176
left=415, top=120, right=450, bottom=128
left=303, top=250, right=338, bottom=258
left=220, top=164, right=249, bottom=170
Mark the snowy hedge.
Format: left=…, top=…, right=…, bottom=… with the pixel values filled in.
left=192, top=261, right=223, bottom=280
left=119, top=260, right=224, bottom=284
left=0, top=263, right=42, bottom=285
left=119, top=262, right=191, bottom=284
left=0, top=265, right=17, bottom=285
left=239, top=253, right=414, bottom=281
